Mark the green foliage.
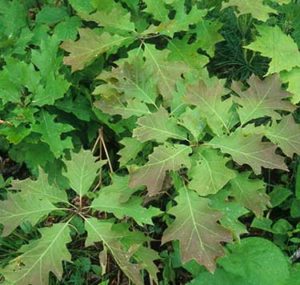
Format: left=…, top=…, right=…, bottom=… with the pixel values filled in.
left=0, top=0, right=300, bottom=284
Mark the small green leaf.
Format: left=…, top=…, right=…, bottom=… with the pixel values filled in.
left=118, top=137, right=144, bottom=167
left=189, top=147, right=236, bottom=196
left=33, top=110, right=74, bottom=158
left=91, top=175, right=162, bottom=225
left=229, top=172, right=270, bottom=217
left=63, top=149, right=105, bottom=197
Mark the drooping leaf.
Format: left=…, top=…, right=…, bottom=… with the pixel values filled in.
left=118, top=137, right=144, bottom=167
left=85, top=218, right=144, bottom=285
left=33, top=110, right=74, bottom=158
left=91, top=175, right=162, bottom=225
left=229, top=172, right=270, bottom=217
left=2, top=223, right=71, bottom=285
left=162, top=186, right=232, bottom=272
left=61, top=28, right=129, bottom=72
left=133, top=107, right=188, bottom=143
left=222, top=0, right=277, bottom=21
left=232, top=75, right=295, bottom=124
left=129, top=143, right=192, bottom=196
left=264, top=115, right=300, bottom=157
left=63, top=149, right=105, bottom=197
left=184, top=79, right=237, bottom=136
left=245, top=25, right=300, bottom=74
left=188, top=147, right=236, bottom=196
left=208, top=129, right=288, bottom=175
left=0, top=190, right=57, bottom=237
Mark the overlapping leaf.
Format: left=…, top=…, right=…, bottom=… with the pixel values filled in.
left=133, top=107, right=187, bottom=143
left=63, top=148, right=105, bottom=197
left=231, top=75, right=295, bottom=124
left=129, top=143, right=192, bottom=196
left=162, top=187, right=232, bottom=272
left=61, top=28, right=130, bottom=72
left=245, top=25, right=300, bottom=74
left=184, top=79, right=237, bottom=136
left=2, top=223, right=71, bottom=285
left=265, top=115, right=300, bottom=157
left=0, top=191, right=57, bottom=237
left=222, top=0, right=277, bottom=21
left=208, top=129, right=288, bottom=174
left=229, top=172, right=270, bottom=217
left=189, top=147, right=236, bottom=196
left=91, top=176, right=162, bottom=225
left=33, top=110, right=74, bottom=158
left=85, top=218, right=151, bottom=285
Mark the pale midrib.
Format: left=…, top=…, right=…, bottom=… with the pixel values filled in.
left=13, top=222, right=69, bottom=284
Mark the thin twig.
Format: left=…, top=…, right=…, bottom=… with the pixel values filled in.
left=99, top=128, right=114, bottom=173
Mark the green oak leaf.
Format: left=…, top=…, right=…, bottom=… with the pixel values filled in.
left=61, top=28, right=129, bottom=72
left=94, top=50, right=158, bottom=106
left=129, top=143, right=192, bottom=196
left=91, top=176, right=162, bottom=225
left=133, top=107, right=188, bottom=143
left=33, top=110, right=74, bottom=158
left=229, top=172, right=270, bottom=217
left=0, top=57, right=40, bottom=105
left=189, top=147, right=236, bottom=196
left=245, top=25, right=300, bottom=74
left=144, top=2, right=206, bottom=37
left=222, top=0, right=277, bottom=21
left=144, top=44, right=190, bottom=103
left=0, top=191, right=57, bottom=236
left=184, top=79, right=237, bottom=136
left=63, top=148, right=105, bottom=197
left=280, top=67, right=300, bottom=104
left=265, top=115, right=300, bottom=157
left=162, top=186, right=232, bottom=272
left=211, top=189, right=248, bottom=240
left=85, top=218, right=144, bottom=285
left=11, top=168, right=68, bottom=203
left=118, top=137, right=144, bottom=167
left=178, top=107, right=206, bottom=141
left=232, top=75, right=295, bottom=124
left=79, top=6, right=135, bottom=35
left=193, top=19, right=223, bottom=57
left=2, top=223, right=71, bottom=285
left=208, top=129, right=288, bottom=175
left=143, top=0, right=169, bottom=22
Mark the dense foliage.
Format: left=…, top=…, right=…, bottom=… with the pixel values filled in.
left=0, top=0, right=300, bottom=284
